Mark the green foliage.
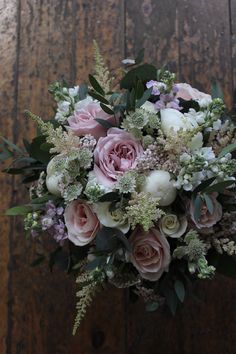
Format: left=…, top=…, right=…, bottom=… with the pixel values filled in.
left=6, top=205, right=32, bottom=216
left=218, top=143, right=236, bottom=158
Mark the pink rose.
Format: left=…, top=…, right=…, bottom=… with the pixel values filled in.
left=67, top=97, right=115, bottom=139
left=64, top=200, right=99, bottom=246
left=93, top=128, right=143, bottom=188
left=130, top=227, right=171, bottom=281
left=176, top=83, right=212, bottom=102
left=190, top=193, right=222, bottom=229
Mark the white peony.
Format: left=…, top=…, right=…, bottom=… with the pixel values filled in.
left=142, top=170, right=177, bottom=206
left=94, top=202, right=130, bottom=233
left=159, top=214, right=187, bottom=238
left=46, top=155, right=63, bottom=196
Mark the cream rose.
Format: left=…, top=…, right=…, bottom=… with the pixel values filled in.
left=142, top=170, right=177, bottom=206
left=94, top=202, right=130, bottom=233
left=64, top=200, right=100, bottom=246
left=159, top=214, right=187, bottom=238
left=130, top=227, right=171, bottom=281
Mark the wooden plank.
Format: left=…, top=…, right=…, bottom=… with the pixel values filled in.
left=178, top=0, right=233, bottom=108
left=125, top=0, right=179, bottom=73
left=127, top=276, right=236, bottom=354
left=230, top=0, right=236, bottom=110
left=0, top=1, right=19, bottom=353
left=8, top=1, right=126, bottom=353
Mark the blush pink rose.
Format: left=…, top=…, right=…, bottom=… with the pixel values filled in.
left=64, top=200, right=99, bottom=246
left=67, top=97, right=115, bottom=139
left=176, top=83, right=212, bottom=102
left=190, top=193, right=222, bottom=229
left=130, top=227, right=171, bottom=281
left=93, top=128, right=143, bottom=188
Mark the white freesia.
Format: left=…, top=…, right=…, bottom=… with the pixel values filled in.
left=159, top=214, right=187, bottom=238
left=94, top=202, right=130, bottom=233
left=142, top=170, right=177, bottom=206
left=46, top=155, right=63, bottom=196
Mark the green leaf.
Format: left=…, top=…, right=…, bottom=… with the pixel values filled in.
left=193, top=177, right=216, bottom=194
left=89, top=74, right=105, bottom=95
left=0, top=136, right=23, bottom=154
left=29, top=136, right=51, bottom=163
left=6, top=205, right=32, bottom=216
left=203, top=180, right=235, bottom=194
left=135, top=79, right=145, bottom=99
left=98, top=192, right=120, bottom=202
left=31, top=194, right=58, bottom=204
left=100, top=103, right=114, bottom=115
left=211, top=82, right=224, bottom=100
left=78, top=83, right=88, bottom=100
left=94, top=118, right=115, bottom=129
left=135, top=48, right=145, bottom=65
left=174, top=280, right=185, bottom=303
left=165, top=288, right=178, bottom=315
left=85, top=256, right=106, bottom=271
left=218, top=143, right=236, bottom=158
left=120, top=64, right=157, bottom=90
left=0, top=146, right=13, bottom=161
left=96, top=227, right=126, bottom=253
left=136, top=87, right=153, bottom=108
left=203, top=194, right=214, bottom=214
left=88, top=91, right=109, bottom=104
left=193, top=195, right=203, bottom=221
left=145, top=302, right=159, bottom=312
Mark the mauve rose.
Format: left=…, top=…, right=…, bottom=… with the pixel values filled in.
left=93, top=128, right=143, bottom=188
left=130, top=227, right=171, bottom=281
left=67, top=97, right=115, bottom=139
left=64, top=200, right=99, bottom=246
left=190, top=193, right=222, bottom=229
left=176, top=83, right=212, bottom=102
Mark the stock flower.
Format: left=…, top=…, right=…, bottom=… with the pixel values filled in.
left=93, top=128, right=143, bottom=188
left=67, top=97, right=115, bottom=139
left=64, top=200, right=99, bottom=246
left=176, top=83, right=212, bottom=103
left=94, top=202, right=130, bottom=233
left=159, top=214, right=187, bottom=238
left=142, top=170, right=177, bottom=206
left=130, top=227, right=171, bottom=281
left=190, top=193, right=223, bottom=229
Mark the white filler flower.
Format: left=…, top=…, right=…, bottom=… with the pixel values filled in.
left=46, top=155, right=63, bottom=196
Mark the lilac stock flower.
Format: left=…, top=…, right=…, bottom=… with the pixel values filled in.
left=146, top=80, right=166, bottom=95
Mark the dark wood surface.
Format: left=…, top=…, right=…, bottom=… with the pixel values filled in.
left=0, top=1, right=236, bottom=353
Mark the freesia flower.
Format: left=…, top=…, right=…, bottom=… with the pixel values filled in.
left=64, top=200, right=100, bottom=246
left=142, top=170, right=177, bottom=206
left=130, top=227, right=171, bottom=281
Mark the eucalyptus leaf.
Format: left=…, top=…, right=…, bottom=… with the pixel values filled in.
left=89, top=91, right=109, bottom=104
left=193, top=195, right=203, bottom=221
left=6, top=205, right=32, bottom=215
left=203, top=194, right=214, bottom=214
left=0, top=136, right=23, bottom=154
left=174, top=280, right=185, bottom=303
left=145, top=302, right=159, bottom=312
left=193, top=177, right=216, bottom=194
left=94, top=118, right=115, bottom=129
left=98, top=192, right=120, bottom=202
left=203, top=180, right=235, bottom=194
left=78, top=83, right=88, bottom=100
left=100, top=103, right=114, bottom=115
left=218, top=143, right=236, bottom=158
left=136, top=87, right=153, bottom=108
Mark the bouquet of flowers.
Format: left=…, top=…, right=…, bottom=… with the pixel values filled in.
left=2, top=43, right=236, bottom=334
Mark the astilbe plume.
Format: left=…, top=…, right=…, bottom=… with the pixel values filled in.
left=93, top=40, right=113, bottom=94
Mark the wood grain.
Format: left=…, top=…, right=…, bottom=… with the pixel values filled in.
left=0, top=1, right=19, bottom=352
left=177, top=0, right=233, bottom=108
left=0, top=0, right=236, bottom=353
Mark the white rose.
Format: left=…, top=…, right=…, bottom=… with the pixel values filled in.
left=142, top=170, right=177, bottom=206
left=94, top=202, right=130, bottom=233
left=46, top=155, right=63, bottom=196
left=159, top=214, right=187, bottom=238
left=141, top=101, right=156, bottom=113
